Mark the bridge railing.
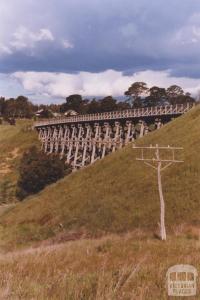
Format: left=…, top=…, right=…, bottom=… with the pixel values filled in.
left=34, top=102, right=195, bottom=127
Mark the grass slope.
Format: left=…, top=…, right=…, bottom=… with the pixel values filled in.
left=0, top=232, right=199, bottom=299
left=1, top=106, right=200, bottom=248
left=0, top=120, right=38, bottom=203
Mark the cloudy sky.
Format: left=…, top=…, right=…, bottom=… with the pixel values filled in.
left=1, top=0, right=200, bottom=103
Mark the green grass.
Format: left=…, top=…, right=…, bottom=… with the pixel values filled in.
left=0, top=120, right=38, bottom=203
left=0, top=105, right=200, bottom=248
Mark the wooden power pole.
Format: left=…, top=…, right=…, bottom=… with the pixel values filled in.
left=133, top=144, right=183, bottom=240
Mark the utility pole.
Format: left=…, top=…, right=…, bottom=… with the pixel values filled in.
left=133, top=144, right=183, bottom=241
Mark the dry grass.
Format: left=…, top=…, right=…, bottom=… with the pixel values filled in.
left=0, top=231, right=199, bottom=299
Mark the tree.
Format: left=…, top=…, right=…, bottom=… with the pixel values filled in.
left=176, top=92, right=195, bottom=105
left=39, top=108, right=54, bottom=118
left=49, top=104, right=61, bottom=113
left=117, top=101, right=131, bottom=110
left=99, top=96, right=118, bottom=112
left=15, top=96, right=34, bottom=118
left=144, top=86, right=167, bottom=107
left=166, top=85, right=195, bottom=105
left=60, top=94, right=88, bottom=114
left=87, top=99, right=100, bottom=114
left=16, top=147, right=71, bottom=200
left=3, top=98, right=16, bottom=117
left=124, top=82, right=149, bottom=107
left=166, top=85, right=184, bottom=99
left=3, top=96, right=34, bottom=118
left=0, top=97, right=5, bottom=116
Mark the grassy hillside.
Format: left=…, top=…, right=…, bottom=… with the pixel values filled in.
left=0, top=105, right=200, bottom=248
left=0, top=120, right=38, bottom=203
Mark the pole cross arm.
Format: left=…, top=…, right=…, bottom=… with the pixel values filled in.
left=133, top=145, right=183, bottom=150
left=136, top=158, right=184, bottom=163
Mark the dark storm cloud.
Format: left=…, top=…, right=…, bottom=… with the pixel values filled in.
left=1, top=0, right=200, bottom=77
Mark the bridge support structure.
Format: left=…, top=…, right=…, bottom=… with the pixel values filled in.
left=38, top=120, right=145, bottom=168
left=35, top=103, right=194, bottom=169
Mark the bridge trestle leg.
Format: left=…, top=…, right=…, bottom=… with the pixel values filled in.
left=44, top=127, right=51, bottom=153
left=112, top=122, right=120, bottom=152
left=38, top=128, right=45, bottom=150
left=102, top=123, right=110, bottom=159
left=66, top=126, right=76, bottom=164
left=125, top=121, right=132, bottom=145
left=157, top=120, right=162, bottom=129
left=55, top=127, right=63, bottom=153
left=144, top=125, right=149, bottom=135
left=91, top=123, right=100, bottom=164
left=60, top=126, right=69, bottom=158
left=139, top=121, right=145, bottom=138
left=119, top=126, right=123, bottom=149
left=49, top=127, right=58, bottom=153
left=73, top=124, right=84, bottom=169
left=82, top=125, right=92, bottom=167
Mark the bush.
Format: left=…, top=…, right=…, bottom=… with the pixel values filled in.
left=16, top=146, right=71, bottom=200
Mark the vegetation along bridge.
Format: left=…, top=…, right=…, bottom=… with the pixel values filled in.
left=34, top=103, right=194, bottom=169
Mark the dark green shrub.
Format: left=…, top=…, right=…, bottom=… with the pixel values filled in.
left=16, top=146, right=71, bottom=200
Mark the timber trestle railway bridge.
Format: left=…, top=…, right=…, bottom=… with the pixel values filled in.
left=34, top=103, right=194, bottom=169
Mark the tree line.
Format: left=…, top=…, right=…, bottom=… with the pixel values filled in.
left=0, top=83, right=196, bottom=119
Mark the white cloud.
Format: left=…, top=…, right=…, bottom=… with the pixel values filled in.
left=173, top=25, right=200, bottom=45
left=12, top=69, right=200, bottom=100
left=0, top=27, right=55, bottom=56
left=0, top=44, right=12, bottom=55
left=38, top=29, right=54, bottom=41
left=0, top=25, right=73, bottom=57
left=172, top=12, right=200, bottom=46
left=10, top=26, right=54, bottom=50
left=62, top=39, right=74, bottom=49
